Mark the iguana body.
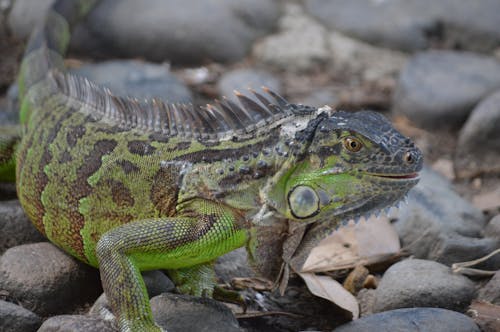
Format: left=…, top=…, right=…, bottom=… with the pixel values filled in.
left=1, top=1, right=423, bottom=331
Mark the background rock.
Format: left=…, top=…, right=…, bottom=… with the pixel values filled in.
left=373, top=259, right=476, bottom=312
left=454, top=90, right=500, bottom=177
left=393, top=51, right=500, bottom=129
left=70, top=60, right=192, bottom=102
left=477, top=270, right=500, bottom=305
left=72, top=0, right=280, bottom=64
left=484, top=215, right=500, bottom=239
left=335, top=307, right=480, bottom=332
left=0, top=242, right=101, bottom=316
left=305, top=0, right=500, bottom=53
left=37, top=315, right=115, bottom=332
left=253, top=3, right=330, bottom=72
left=394, top=168, right=498, bottom=267
left=0, top=200, right=45, bottom=254
left=150, top=293, right=241, bottom=332
left=0, top=300, right=42, bottom=332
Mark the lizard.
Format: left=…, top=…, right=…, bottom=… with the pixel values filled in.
left=0, top=0, right=423, bottom=331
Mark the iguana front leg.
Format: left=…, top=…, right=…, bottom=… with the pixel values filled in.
left=95, top=199, right=248, bottom=332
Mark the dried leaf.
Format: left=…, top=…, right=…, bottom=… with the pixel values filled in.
left=298, top=272, right=359, bottom=319
left=468, top=300, right=500, bottom=332
left=301, top=216, right=400, bottom=272
left=231, top=277, right=273, bottom=291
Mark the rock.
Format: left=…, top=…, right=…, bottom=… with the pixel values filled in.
left=455, top=90, right=500, bottom=177
left=328, top=31, right=408, bottom=82
left=142, top=270, right=175, bottom=297
left=0, top=300, right=42, bottom=332
left=215, top=247, right=255, bottom=283
left=70, top=60, right=192, bottom=102
left=0, top=242, right=102, bottom=316
left=373, top=259, right=476, bottom=312
left=484, top=215, right=500, bottom=239
left=71, top=0, right=279, bottom=64
left=394, top=167, right=499, bottom=268
left=217, top=68, right=282, bottom=103
left=6, top=0, right=54, bottom=38
left=335, top=307, right=480, bottom=332
left=393, top=51, right=500, bottom=129
left=304, top=0, right=500, bottom=53
left=0, top=200, right=45, bottom=254
left=37, top=315, right=115, bottom=332
left=253, top=3, right=330, bottom=72
left=150, top=293, right=241, bottom=332
left=477, top=270, right=500, bottom=305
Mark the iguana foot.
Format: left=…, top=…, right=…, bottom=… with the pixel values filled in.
left=213, top=285, right=247, bottom=311
left=168, top=262, right=217, bottom=297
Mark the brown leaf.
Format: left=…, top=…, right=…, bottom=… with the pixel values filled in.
left=298, top=272, right=359, bottom=319
left=468, top=300, right=500, bottom=332
left=301, top=216, right=400, bottom=273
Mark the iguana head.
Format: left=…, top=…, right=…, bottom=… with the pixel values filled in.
left=268, top=110, right=423, bottom=223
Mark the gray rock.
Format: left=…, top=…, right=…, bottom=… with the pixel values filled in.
left=215, top=247, right=255, bottom=284
left=70, top=60, right=192, bottom=102
left=477, top=270, right=500, bottom=305
left=150, top=293, right=241, bottom=332
left=71, top=0, right=280, bottom=64
left=217, top=68, right=282, bottom=104
left=0, top=200, right=45, bottom=254
left=373, top=259, right=476, bottom=312
left=37, top=315, right=115, bottom=332
left=6, top=0, right=54, bottom=38
left=335, top=307, right=480, bottom=332
left=305, top=0, right=500, bottom=53
left=253, top=3, right=330, bottom=72
left=455, top=90, right=500, bottom=177
left=394, top=167, right=499, bottom=267
left=0, top=242, right=101, bottom=316
left=392, top=51, right=500, bottom=129
left=142, top=270, right=175, bottom=297
left=0, top=300, right=42, bottom=332
left=484, top=214, right=500, bottom=239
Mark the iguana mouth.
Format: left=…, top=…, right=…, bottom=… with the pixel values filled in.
left=369, top=173, right=419, bottom=180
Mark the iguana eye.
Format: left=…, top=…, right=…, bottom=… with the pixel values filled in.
left=343, top=137, right=363, bottom=152
left=288, top=185, right=320, bottom=219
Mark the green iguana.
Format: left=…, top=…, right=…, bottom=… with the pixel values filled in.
left=0, top=0, right=422, bottom=331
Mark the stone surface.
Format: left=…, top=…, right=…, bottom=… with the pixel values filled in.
left=335, top=307, right=480, bottom=332
left=484, top=215, right=500, bottom=239
left=477, top=270, right=500, bottom=305
left=0, top=300, right=42, bottom=332
left=373, top=259, right=476, bottom=312
left=394, top=167, right=499, bottom=268
left=142, top=270, right=175, bottom=297
left=455, top=90, right=500, bottom=177
left=217, top=68, right=282, bottom=103
left=393, top=51, right=500, bottom=129
left=70, top=60, right=192, bottom=102
left=0, top=242, right=102, bottom=316
left=305, top=0, right=500, bottom=53
left=0, top=200, right=45, bottom=254
left=253, top=3, right=330, bottom=72
left=71, top=0, right=279, bottom=64
left=6, top=0, right=54, bottom=38
left=37, top=315, right=115, bottom=332
left=215, top=247, right=255, bottom=284
left=150, top=293, right=241, bottom=332
left=328, top=31, right=408, bottom=82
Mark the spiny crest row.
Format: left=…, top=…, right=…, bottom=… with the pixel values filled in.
left=51, top=70, right=317, bottom=141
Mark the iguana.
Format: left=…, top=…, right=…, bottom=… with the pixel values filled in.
left=0, top=0, right=422, bottom=331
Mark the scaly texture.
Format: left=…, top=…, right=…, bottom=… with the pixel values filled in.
left=0, top=0, right=423, bottom=331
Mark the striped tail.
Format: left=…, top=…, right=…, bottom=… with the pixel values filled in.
left=17, top=0, right=98, bottom=123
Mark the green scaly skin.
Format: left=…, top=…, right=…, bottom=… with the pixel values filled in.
left=0, top=1, right=423, bottom=331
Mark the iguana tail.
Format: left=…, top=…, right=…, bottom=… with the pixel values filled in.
left=17, top=0, right=98, bottom=124
left=0, top=0, right=98, bottom=182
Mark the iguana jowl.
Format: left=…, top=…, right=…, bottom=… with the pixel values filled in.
left=0, top=0, right=423, bottom=331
